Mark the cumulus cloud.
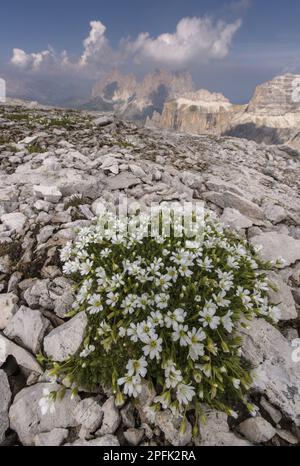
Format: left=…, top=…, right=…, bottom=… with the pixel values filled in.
left=9, top=16, right=242, bottom=73
left=127, top=17, right=242, bottom=68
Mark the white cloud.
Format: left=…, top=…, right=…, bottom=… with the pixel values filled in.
left=227, top=0, right=252, bottom=14
left=10, top=16, right=242, bottom=73
left=126, top=17, right=242, bottom=68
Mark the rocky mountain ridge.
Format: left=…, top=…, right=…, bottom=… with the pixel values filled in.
left=147, top=74, right=300, bottom=149
left=0, top=103, right=299, bottom=446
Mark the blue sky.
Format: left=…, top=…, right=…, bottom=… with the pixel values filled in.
left=1, top=0, right=300, bottom=103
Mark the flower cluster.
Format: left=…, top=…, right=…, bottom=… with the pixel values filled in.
left=46, top=210, right=280, bottom=424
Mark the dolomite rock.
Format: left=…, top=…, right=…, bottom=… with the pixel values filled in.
left=198, top=408, right=251, bottom=446
left=34, top=428, right=69, bottom=446
left=263, top=204, right=287, bottom=224
left=4, top=306, right=51, bottom=353
left=66, top=435, right=119, bottom=446
left=251, top=232, right=300, bottom=265
left=9, top=383, right=80, bottom=445
left=237, top=417, right=276, bottom=444
left=203, top=191, right=264, bottom=220
left=107, top=172, right=141, bottom=190
left=241, top=319, right=300, bottom=425
left=0, top=369, right=11, bottom=444
left=33, top=185, right=62, bottom=203
left=0, top=293, right=18, bottom=329
left=1, top=212, right=27, bottom=233
left=74, top=398, right=103, bottom=433
left=267, top=272, right=297, bottom=320
left=124, top=428, right=145, bottom=446
left=221, top=208, right=253, bottom=231
left=155, top=410, right=192, bottom=446
left=43, top=312, right=87, bottom=362
left=94, top=116, right=114, bottom=127
left=95, top=397, right=120, bottom=436
left=0, top=334, right=42, bottom=374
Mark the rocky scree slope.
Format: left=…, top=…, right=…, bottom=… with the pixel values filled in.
left=0, top=104, right=300, bottom=446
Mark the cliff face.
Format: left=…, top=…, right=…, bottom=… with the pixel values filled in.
left=149, top=74, right=300, bottom=148
left=89, top=69, right=194, bottom=121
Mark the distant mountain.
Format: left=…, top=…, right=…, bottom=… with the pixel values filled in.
left=147, top=74, right=300, bottom=149
left=79, top=69, right=194, bottom=122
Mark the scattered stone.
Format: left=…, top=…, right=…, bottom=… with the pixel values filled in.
left=1, top=212, right=27, bottom=233
left=44, top=312, right=87, bottom=362
left=74, top=398, right=103, bottom=433
left=221, top=208, right=253, bottom=231
left=94, top=116, right=114, bottom=127
left=4, top=306, right=51, bottom=354
left=263, top=204, right=287, bottom=224
left=33, top=185, right=62, bottom=203
left=120, top=403, right=135, bottom=428
left=241, top=319, right=300, bottom=426
left=124, top=428, right=144, bottom=446
left=237, top=417, right=276, bottom=444
left=9, top=383, right=79, bottom=445
left=260, top=397, right=282, bottom=425
left=107, top=172, right=142, bottom=190
left=95, top=396, right=120, bottom=436
left=0, top=334, right=42, bottom=374
left=251, top=232, right=300, bottom=266
left=66, top=435, right=119, bottom=446
left=0, top=369, right=11, bottom=444
left=0, top=293, right=18, bottom=330
left=34, top=428, right=69, bottom=446
left=203, top=191, right=264, bottom=220
left=267, top=272, right=297, bottom=320
left=198, top=408, right=251, bottom=446
left=276, top=429, right=299, bottom=445
left=155, top=410, right=192, bottom=446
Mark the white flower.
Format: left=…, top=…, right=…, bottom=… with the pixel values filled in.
left=121, top=294, right=138, bottom=315
left=106, top=291, right=119, bottom=307
left=232, top=378, right=241, bottom=390
left=176, top=383, right=195, bottom=406
left=227, top=256, right=239, bottom=269
left=98, top=320, right=111, bottom=336
left=148, top=311, right=164, bottom=328
left=142, top=334, right=163, bottom=360
left=269, top=306, right=281, bottom=323
left=165, top=308, right=186, bottom=330
left=137, top=321, right=156, bottom=343
left=126, top=357, right=148, bottom=377
left=187, top=328, right=206, bottom=361
left=172, top=324, right=189, bottom=347
left=136, top=293, right=152, bottom=310
left=165, top=369, right=183, bottom=389
left=165, top=266, right=178, bottom=283
left=221, top=310, right=234, bottom=333
left=213, top=291, right=230, bottom=308
left=118, top=374, right=142, bottom=398
left=79, top=259, right=93, bottom=276
left=155, top=293, right=169, bottom=310
left=178, top=264, right=193, bottom=278
left=127, top=323, right=139, bottom=342
left=236, top=286, right=253, bottom=309
left=38, top=388, right=56, bottom=416
left=197, top=256, right=213, bottom=271
left=199, top=301, right=220, bottom=330
left=155, top=274, right=172, bottom=291
left=154, top=391, right=171, bottom=409
left=88, top=294, right=103, bottom=314
left=80, top=345, right=95, bottom=358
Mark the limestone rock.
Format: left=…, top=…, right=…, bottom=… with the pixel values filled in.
left=204, top=191, right=264, bottom=220
left=9, top=383, right=79, bottom=445
left=124, top=428, right=144, bottom=446
left=1, top=212, right=27, bottom=233
left=155, top=410, right=192, bottom=446
left=0, top=334, right=42, bottom=374
left=251, top=232, right=300, bottom=266
left=44, top=312, right=87, bottom=362
left=4, top=306, right=51, bottom=353
left=237, top=417, right=276, bottom=444
left=107, top=172, right=141, bottom=190
left=263, top=204, right=287, bottom=224
left=74, top=398, right=103, bottom=433
left=33, top=185, right=62, bottom=203
left=0, top=293, right=18, bottom=330
left=34, top=428, right=69, bottom=446
left=0, top=369, right=11, bottom=444
left=95, top=397, right=120, bottom=436
left=67, top=435, right=119, bottom=446
left=241, top=319, right=300, bottom=425
left=221, top=208, right=253, bottom=231
left=198, top=408, right=251, bottom=446
left=267, top=272, right=297, bottom=320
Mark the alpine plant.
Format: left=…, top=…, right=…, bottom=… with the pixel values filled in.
left=42, top=209, right=282, bottom=428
